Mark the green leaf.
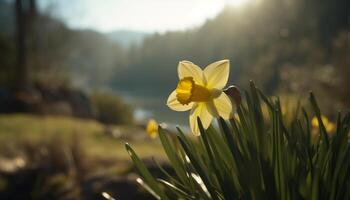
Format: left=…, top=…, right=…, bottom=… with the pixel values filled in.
left=309, top=92, right=329, bottom=148
left=125, top=143, right=168, bottom=200
left=158, top=179, right=195, bottom=199
left=176, top=127, right=219, bottom=200
left=158, top=127, right=191, bottom=187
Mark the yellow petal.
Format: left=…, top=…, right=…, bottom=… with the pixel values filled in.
left=167, top=90, right=193, bottom=111
left=326, top=123, right=335, bottom=133
left=178, top=61, right=205, bottom=85
left=211, top=93, right=233, bottom=119
left=204, top=60, right=230, bottom=89
left=189, top=103, right=213, bottom=136
left=311, top=116, right=319, bottom=127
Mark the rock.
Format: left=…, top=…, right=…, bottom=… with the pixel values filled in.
left=0, top=83, right=96, bottom=119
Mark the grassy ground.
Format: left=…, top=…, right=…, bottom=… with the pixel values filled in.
left=1, top=101, right=348, bottom=199
left=0, top=114, right=165, bottom=161
left=0, top=114, right=168, bottom=199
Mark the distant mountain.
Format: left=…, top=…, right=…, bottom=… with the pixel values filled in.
left=106, top=30, right=150, bottom=48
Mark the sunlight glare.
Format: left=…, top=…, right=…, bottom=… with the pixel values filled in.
left=224, top=0, right=250, bottom=7
left=39, top=0, right=254, bottom=32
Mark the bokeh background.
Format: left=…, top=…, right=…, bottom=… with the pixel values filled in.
left=0, top=0, right=349, bottom=199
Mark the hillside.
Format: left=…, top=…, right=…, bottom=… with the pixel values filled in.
left=110, top=0, right=349, bottom=111
left=106, top=30, right=150, bottom=48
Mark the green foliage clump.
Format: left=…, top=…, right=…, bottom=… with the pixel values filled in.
left=91, top=92, right=133, bottom=125
left=126, top=82, right=350, bottom=199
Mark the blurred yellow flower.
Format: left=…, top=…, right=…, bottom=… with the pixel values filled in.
left=146, top=119, right=158, bottom=138
left=167, top=60, right=233, bottom=136
left=311, top=115, right=335, bottom=133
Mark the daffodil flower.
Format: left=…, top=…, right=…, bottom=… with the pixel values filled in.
left=311, top=115, right=335, bottom=133
left=167, top=60, right=233, bottom=136
left=146, top=119, right=158, bottom=138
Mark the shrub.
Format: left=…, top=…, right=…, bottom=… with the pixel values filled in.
left=91, top=92, right=133, bottom=125
left=126, top=82, right=350, bottom=200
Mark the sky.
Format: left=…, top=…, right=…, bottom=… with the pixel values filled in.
left=38, top=0, right=251, bottom=33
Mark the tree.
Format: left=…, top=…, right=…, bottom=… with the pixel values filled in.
left=14, top=0, right=37, bottom=89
